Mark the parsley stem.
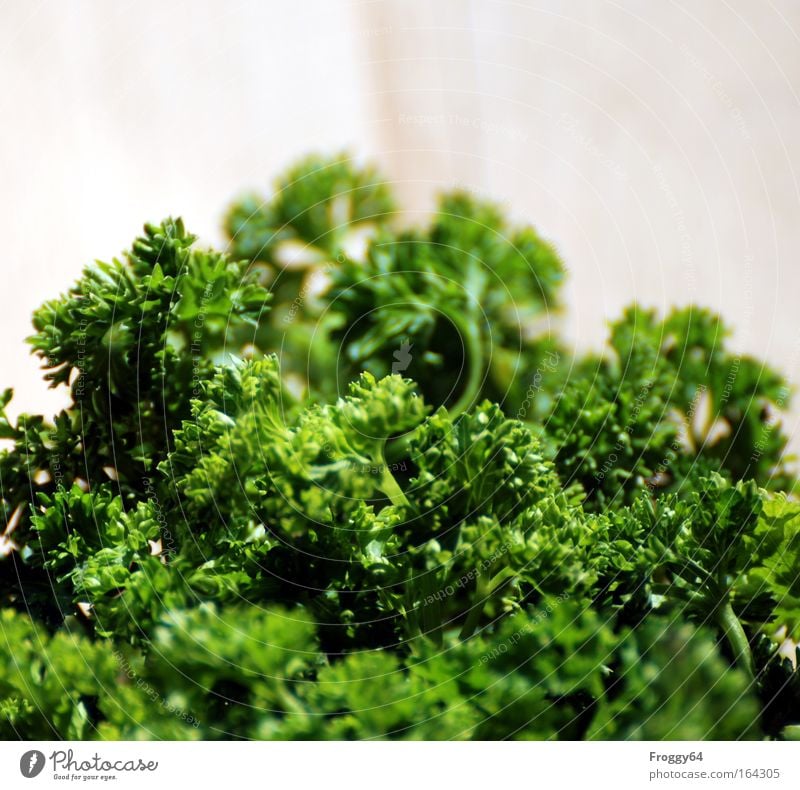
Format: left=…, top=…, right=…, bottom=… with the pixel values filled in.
left=459, top=577, right=487, bottom=641
left=386, top=308, right=484, bottom=463
left=277, top=682, right=308, bottom=717
left=377, top=440, right=409, bottom=508
left=718, top=599, right=754, bottom=681
left=448, top=309, right=484, bottom=418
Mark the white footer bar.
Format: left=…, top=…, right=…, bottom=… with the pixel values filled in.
left=0, top=741, right=795, bottom=789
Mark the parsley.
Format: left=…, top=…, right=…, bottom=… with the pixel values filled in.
left=1, top=153, right=798, bottom=740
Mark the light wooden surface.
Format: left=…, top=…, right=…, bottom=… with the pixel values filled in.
left=2, top=0, right=800, bottom=458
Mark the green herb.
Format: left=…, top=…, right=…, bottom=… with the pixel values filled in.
left=1, top=153, right=798, bottom=740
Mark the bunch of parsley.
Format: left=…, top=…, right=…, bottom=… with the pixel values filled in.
left=1, top=153, right=799, bottom=741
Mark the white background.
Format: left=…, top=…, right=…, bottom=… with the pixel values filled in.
left=2, top=0, right=800, bottom=457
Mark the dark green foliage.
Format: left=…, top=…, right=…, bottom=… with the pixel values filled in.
left=225, top=152, right=395, bottom=263
left=1, top=220, right=268, bottom=618
left=544, top=306, right=793, bottom=509
left=2, top=152, right=799, bottom=741
left=226, top=155, right=565, bottom=413
left=587, top=619, right=759, bottom=740
left=28, top=219, right=269, bottom=481
left=1, top=221, right=269, bottom=537
left=224, top=153, right=396, bottom=394
left=327, top=192, right=565, bottom=414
